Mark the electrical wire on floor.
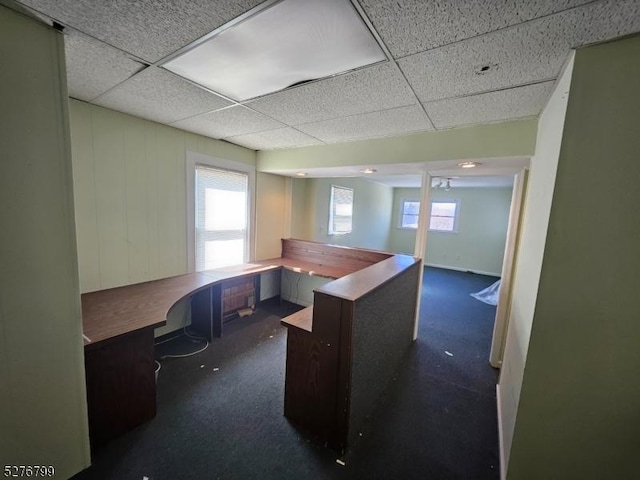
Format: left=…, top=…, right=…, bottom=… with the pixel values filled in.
left=155, top=325, right=209, bottom=360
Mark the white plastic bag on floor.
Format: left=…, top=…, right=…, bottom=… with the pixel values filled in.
left=470, top=280, right=501, bottom=306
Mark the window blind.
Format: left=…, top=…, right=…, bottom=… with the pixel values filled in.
left=195, top=165, right=249, bottom=271
left=329, top=185, right=353, bottom=234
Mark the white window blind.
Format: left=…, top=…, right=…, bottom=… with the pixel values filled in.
left=329, top=185, right=353, bottom=235
left=195, top=165, right=248, bottom=271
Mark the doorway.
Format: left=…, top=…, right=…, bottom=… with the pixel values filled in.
left=413, top=169, right=527, bottom=369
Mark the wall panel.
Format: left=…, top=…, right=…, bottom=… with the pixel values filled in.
left=255, top=172, right=287, bottom=260
left=0, top=6, right=90, bottom=476
left=70, top=100, right=256, bottom=293
left=92, top=106, right=129, bottom=287
left=123, top=115, right=150, bottom=284
left=291, top=176, right=393, bottom=251
left=390, top=186, right=513, bottom=275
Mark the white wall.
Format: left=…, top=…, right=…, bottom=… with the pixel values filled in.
left=0, top=6, right=90, bottom=477
left=291, top=177, right=393, bottom=251
left=390, top=186, right=513, bottom=275
left=497, top=54, right=574, bottom=474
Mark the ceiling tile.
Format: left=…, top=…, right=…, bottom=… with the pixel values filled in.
left=296, top=105, right=433, bottom=143
left=554, top=0, right=640, bottom=45
left=170, top=106, right=284, bottom=139
left=226, top=128, right=323, bottom=151
left=247, top=62, right=417, bottom=125
left=398, top=0, right=640, bottom=103
left=64, top=30, right=144, bottom=101
left=17, top=0, right=264, bottom=62
left=360, top=0, right=593, bottom=58
left=424, top=82, right=555, bottom=129
left=94, top=67, right=232, bottom=124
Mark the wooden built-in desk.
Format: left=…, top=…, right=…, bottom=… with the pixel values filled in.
left=82, top=262, right=286, bottom=450
left=280, top=250, right=421, bottom=453
left=81, top=239, right=386, bottom=450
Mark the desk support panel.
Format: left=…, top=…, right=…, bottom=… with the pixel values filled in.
left=191, top=286, right=219, bottom=341
left=191, top=275, right=261, bottom=341
left=84, top=327, right=156, bottom=451
left=281, top=255, right=420, bottom=454
left=283, top=293, right=343, bottom=449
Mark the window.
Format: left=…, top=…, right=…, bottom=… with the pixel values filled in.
left=429, top=199, right=459, bottom=233
left=195, top=165, right=249, bottom=271
left=400, top=200, right=420, bottom=229
left=329, top=185, right=353, bottom=235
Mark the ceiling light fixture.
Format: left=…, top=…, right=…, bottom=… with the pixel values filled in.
left=458, top=161, right=481, bottom=168
left=432, top=177, right=453, bottom=190
left=161, top=0, right=386, bottom=101
left=360, top=168, right=377, bottom=174
left=295, top=172, right=308, bottom=177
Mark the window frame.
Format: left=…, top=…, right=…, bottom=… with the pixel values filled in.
left=186, top=151, right=255, bottom=272
left=328, top=184, right=354, bottom=235
left=428, top=198, right=460, bottom=233
left=398, top=198, right=421, bottom=230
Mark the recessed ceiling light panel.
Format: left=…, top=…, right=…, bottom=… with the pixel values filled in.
left=161, top=0, right=386, bottom=101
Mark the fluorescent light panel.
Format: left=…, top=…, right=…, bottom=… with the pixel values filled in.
left=161, top=0, right=386, bottom=101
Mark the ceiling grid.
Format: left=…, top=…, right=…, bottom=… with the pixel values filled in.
left=10, top=0, right=640, bottom=150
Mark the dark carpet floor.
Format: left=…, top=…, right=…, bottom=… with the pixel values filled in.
left=72, top=267, right=500, bottom=480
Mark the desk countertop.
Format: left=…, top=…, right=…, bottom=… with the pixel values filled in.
left=81, top=254, right=376, bottom=348
left=81, top=263, right=281, bottom=347
left=280, top=306, right=313, bottom=333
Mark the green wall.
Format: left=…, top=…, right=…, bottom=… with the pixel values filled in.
left=497, top=52, right=573, bottom=471
left=390, top=187, right=512, bottom=275
left=70, top=100, right=255, bottom=294
left=389, top=187, right=420, bottom=254
left=291, top=177, right=393, bottom=251
left=505, top=36, right=640, bottom=479
left=290, top=177, right=309, bottom=240
left=258, top=119, right=537, bottom=172
left=69, top=101, right=258, bottom=337
left=0, top=6, right=90, bottom=477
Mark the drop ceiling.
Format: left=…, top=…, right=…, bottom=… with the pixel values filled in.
left=9, top=0, right=640, bottom=152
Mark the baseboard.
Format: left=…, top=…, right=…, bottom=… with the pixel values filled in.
left=280, top=294, right=312, bottom=307
left=496, top=384, right=507, bottom=480
left=425, top=263, right=501, bottom=278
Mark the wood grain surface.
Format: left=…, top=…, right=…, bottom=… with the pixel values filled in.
left=281, top=238, right=391, bottom=272
left=84, top=327, right=156, bottom=449
left=82, top=264, right=280, bottom=346
left=316, top=254, right=420, bottom=302
left=280, top=306, right=313, bottom=333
